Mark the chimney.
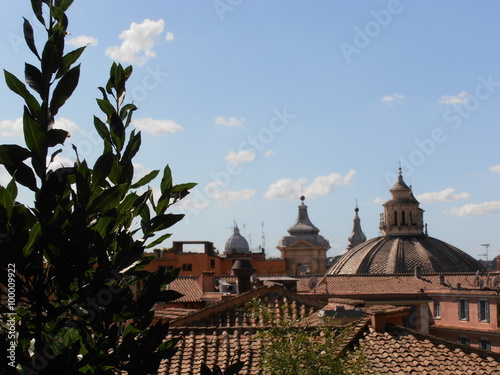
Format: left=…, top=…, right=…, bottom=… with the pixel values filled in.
left=196, top=271, right=215, bottom=293
left=439, top=274, right=445, bottom=285
left=232, top=260, right=255, bottom=294
left=414, top=266, right=422, bottom=279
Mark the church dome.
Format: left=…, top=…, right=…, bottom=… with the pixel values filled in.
left=329, top=235, right=484, bottom=274
left=224, top=224, right=249, bottom=255
left=329, top=168, right=484, bottom=275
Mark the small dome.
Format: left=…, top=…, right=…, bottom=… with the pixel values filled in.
left=224, top=224, right=249, bottom=255
left=329, top=236, right=484, bottom=274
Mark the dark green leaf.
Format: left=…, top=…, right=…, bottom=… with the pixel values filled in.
left=122, top=130, right=141, bottom=163
left=23, top=108, right=46, bottom=163
left=89, top=184, right=127, bottom=212
left=119, top=103, right=137, bottom=120
left=93, top=115, right=112, bottom=143
left=96, top=98, right=116, bottom=117
left=49, top=148, right=63, bottom=164
left=145, top=233, right=172, bottom=249
left=160, top=165, right=173, bottom=196
left=23, top=18, right=41, bottom=60
left=0, top=144, right=32, bottom=164
left=25, top=63, right=45, bottom=97
left=6, top=177, right=18, bottom=201
left=23, top=222, right=41, bottom=257
left=131, top=169, right=159, bottom=189
left=50, top=64, right=80, bottom=117
left=4, top=162, right=37, bottom=191
left=4, top=70, right=41, bottom=116
left=0, top=186, right=14, bottom=218
left=30, top=0, right=45, bottom=26
left=23, top=109, right=45, bottom=153
left=47, top=128, right=69, bottom=147
left=91, top=151, right=113, bottom=189
left=224, top=362, right=245, bottom=375
left=41, top=38, right=62, bottom=76
left=56, top=46, right=85, bottom=79
left=57, top=0, right=74, bottom=12
left=109, top=113, right=125, bottom=152
left=146, top=213, right=184, bottom=235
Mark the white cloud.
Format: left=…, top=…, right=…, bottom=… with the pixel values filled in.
left=445, top=201, right=500, bottom=216
left=0, top=117, right=23, bottom=137
left=265, top=149, right=275, bottom=157
left=489, top=165, right=500, bottom=174
left=381, top=93, right=405, bottom=104
left=54, top=117, right=80, bottom=134
left=205, top=181, right=255, bottom=207
left=165, top=32, right=175, bottom=42
left=214, top=116, right=245, bottom=127
left=133, top=118, right=183, bottom=135
left=373, top=197, right=385, bottom=205
left=48, top=154, right=74, bottom=170
left=224, top=150, right=255, bottom=163
left=66, top=35, right=98, bottom=48
left=105, top=19, right=165, bottom=66
left=0, top=117, right=79, bottom=138
left=264, top=171, right=356, bottom=200
left=439, top=91, right=469, bottom=104
left=416, top=188, right=469, bottom=203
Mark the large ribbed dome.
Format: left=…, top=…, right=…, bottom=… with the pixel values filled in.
left=329, top=235, right=484, bottom=274
left=329, top=168, right=484, bottom=275
left=224, top=224, right=249, bottom=255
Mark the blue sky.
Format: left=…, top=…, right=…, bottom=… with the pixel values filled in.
left=1, top=1, right=499, bottom=261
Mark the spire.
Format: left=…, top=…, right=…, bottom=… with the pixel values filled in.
left=347, top=202, right=367, bottom=249
left=287, top=196, right=320, bottom=236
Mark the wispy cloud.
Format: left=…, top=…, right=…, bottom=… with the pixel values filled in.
left=264, top=170, right=356, bottom=200
left=66, top=35, right=98, bottom=48
left=381, top=93, right=405, bottom=104
left=224, top=150, right=255, bottom=163
left=439, top=91, right=469, bottom=105
left=373, top=197, right=385, bottom=205
left=214, top=116, right=245, bottom=127
left=132, top=118, right=183, bottom=135
left=416, top=188, right=469, bottom=203
left=206, top=181, right=255, bottom=207
left=489, top=165, right=500, bottom=174
left=105, top=19, right=168, bottom=66
left=265, top=149, right=275, bottom=157
left=445, top=201, right=500, bottom=216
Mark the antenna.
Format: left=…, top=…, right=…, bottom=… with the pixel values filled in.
left=479, top=244, right=489, bottom=261
left=261, top=222, right=266, bottom=251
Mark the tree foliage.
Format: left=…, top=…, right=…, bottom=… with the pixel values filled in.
left=0, top=1, right=195, bottom=374
left=246, top=299, right=372, bottom=375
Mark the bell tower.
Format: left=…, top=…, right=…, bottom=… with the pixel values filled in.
left=379, top=168, right=425, bottom=236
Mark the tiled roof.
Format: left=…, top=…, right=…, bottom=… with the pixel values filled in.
left=170, top=286, right=324, bottom=329
left=168, top=276, right=204, bottom=302
left=155, top=308, right=199, bottom=321
left=298, top=273, right=499, bottom=296
left=362, top=324, right=500, bottom=374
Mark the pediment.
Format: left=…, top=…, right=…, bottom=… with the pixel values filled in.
left=288, top=239, right=315, bottom=248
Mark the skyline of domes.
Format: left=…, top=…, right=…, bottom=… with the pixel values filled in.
left=329, top=168, right=485, bottom=274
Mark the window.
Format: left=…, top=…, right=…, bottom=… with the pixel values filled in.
left=210, top=259, right=216, bottom=269
left=401, top=210, right=406, bottom=225
left=459, top=337, right=470, bottom=346
left=393, top=211, right=398, bottom=225
left=433, top=300, right=441, bottom=318
left=479, top=339, right=491, bottom=351
left=182, top=264, right=192, bottom=271
left=478, top=300, right=490, bottom=322
left=458, top=299, right=469, bottom=320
